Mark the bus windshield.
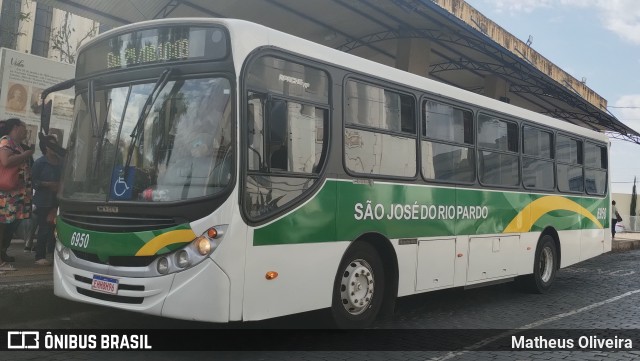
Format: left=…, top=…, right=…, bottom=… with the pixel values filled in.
left=63, top=76, right=233, bottom=203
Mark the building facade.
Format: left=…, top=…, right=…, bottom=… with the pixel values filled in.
left=0, top=0, right=104, bottom=63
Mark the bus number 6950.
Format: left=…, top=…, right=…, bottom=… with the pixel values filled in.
left=70, top=232, right=90, bottom=248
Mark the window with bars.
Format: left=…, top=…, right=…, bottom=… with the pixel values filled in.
left=31, top=3, right=53, bottom=57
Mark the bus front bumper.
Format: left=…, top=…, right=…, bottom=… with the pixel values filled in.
left=53, top=251, right=231, bottom=322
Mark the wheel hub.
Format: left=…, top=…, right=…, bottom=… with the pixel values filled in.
left=540, top=246, right=554, bottom=282
left=340, top=259, right=374, bottom=315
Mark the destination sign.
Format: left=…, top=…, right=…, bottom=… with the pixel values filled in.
left=106, top=38, right=190, bottom=69
left=77, top=26, right=228, bottom=76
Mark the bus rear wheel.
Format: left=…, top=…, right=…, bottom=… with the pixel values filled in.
left=518, top=234, right=558, bottom=294
left=331, top=242, right=385, bottom=328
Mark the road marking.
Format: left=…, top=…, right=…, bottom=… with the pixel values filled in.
left=428, top=288, right=640, bottom=361
left=564, top=267, right=635, bottom=277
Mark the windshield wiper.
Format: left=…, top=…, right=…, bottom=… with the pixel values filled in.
left=88, top=79, right=106, bottom=138
left=122, top=68, right=174, bottom=178
left=91, top=98, right=112, bottom=175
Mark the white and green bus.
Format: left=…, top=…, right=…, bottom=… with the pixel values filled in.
left=43, top=18, right=610, bottom=328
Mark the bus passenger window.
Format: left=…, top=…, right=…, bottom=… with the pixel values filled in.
left=557, top=135, right=584, bottom=193
left=422, top=100, right=474, bottom=183
left=344, top=80, right=417, bottom=177
left=477, top=114, right=519, bottom=187
left=584, top=142, right=607, bottom=195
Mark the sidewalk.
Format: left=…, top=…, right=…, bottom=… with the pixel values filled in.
left=611, top=231, right=640, bottom=251
left=0, top=238, right=52, bottom=287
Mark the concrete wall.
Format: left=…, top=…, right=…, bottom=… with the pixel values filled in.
left=612, top=192, right=639, bottom=231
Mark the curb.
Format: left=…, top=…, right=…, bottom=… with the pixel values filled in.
left=612, top=239, right=640, bottom=252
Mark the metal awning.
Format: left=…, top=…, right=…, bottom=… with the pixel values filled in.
left=39, top=0, right=640, bottom=143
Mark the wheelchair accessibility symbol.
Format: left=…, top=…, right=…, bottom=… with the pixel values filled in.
left=113, top=176, right=130, bottom=197
left=110, top=166, right=134, bottom=200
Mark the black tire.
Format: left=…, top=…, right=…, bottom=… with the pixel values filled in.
left=518, top=234, right=558, bottom=294
left=331, top=242, right=385, bottom=329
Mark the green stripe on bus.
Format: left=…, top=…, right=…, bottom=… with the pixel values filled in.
left=57, top=219, right=193, bottom=262
left=253, top=180, right=609, bottom=246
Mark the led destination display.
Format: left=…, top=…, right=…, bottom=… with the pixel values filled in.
left=77, top=25, right=228, bottom=75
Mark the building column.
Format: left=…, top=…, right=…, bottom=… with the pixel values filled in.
left=16, top=0, right=35, bottom=52
left=395, top=38, right=431, bottom=78
left=484, top=75, right=510, bottom=103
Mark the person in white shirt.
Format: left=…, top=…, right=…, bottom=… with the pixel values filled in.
left=612, top=200, right=620, bottom=239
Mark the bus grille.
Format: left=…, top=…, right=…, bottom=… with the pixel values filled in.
left=72, top=250, right=157, bottom=267
left=76, top=288, right=144, bottom=304
left=75, top=275, right=145, bottom=304
left=74, top=275, right=145, bottom=291
left=61, top=212, right=179, bottom=232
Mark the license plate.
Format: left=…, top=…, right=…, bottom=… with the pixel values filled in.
left=91, top=275, right=119, bottom=295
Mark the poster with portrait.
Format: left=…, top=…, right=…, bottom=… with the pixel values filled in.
left=0, top=48, right=75, bottom=147
left=5, top=82, right=27, bottom=113
left=30, top=87, right=46, bottom=116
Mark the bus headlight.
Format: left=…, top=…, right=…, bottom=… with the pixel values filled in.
left=157, top=257, right=169, bottom=274
left=61, top=247, right=70, bottom=261
left=195, top=236, right=211, bottom=255
left=176, top=250, right=190, bottom=268
left=152, top=225, right=227, bottom=276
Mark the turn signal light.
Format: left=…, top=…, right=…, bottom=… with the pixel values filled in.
left=265, top=271, right=278, bottom=280
left=207, top=227, right=218, bottom=239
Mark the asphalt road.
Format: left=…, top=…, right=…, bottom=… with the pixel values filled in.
left=3, top=248, right=640, bottom=360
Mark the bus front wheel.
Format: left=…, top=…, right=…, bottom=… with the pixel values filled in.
left=331, top=242, right=385, bottom=328
left=518, top=234, right=558, bottom=294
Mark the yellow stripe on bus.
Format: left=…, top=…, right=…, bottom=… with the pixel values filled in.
left=503, top=195, right=603, bottom=233
left=135, top=229, right=196, bottom=256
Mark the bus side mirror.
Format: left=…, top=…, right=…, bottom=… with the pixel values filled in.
left=40, top=77, right=75, bottom=134
left=40, top=99, right=52, bottom=134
